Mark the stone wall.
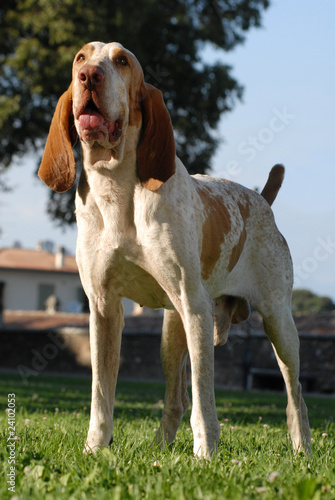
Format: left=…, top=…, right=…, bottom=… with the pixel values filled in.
left=1, top=327, right=334, bottom=394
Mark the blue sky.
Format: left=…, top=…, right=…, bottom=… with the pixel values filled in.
left=1, top=0, right=335, bottom=299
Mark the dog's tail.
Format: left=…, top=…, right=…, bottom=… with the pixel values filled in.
left=260, top=164, right=285, bottom=206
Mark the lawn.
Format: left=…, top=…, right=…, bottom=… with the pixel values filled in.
left=0, top=372, right=334, bottom=499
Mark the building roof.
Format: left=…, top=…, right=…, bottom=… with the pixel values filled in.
left=0, top=247, right=78, bottom=274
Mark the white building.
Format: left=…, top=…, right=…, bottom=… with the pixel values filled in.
left=0, top=246, right=85, bottom=313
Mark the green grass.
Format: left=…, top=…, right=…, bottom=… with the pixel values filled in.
left=0, top=372, right=334, bottom=499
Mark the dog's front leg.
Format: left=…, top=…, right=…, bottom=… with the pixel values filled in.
left=181, top=288, right=221, bottom=459
left=84, top=299, right=124, bottom=454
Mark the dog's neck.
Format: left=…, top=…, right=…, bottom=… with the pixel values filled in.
left=76, top=125, right=141, bottom=241
left=81, top=122, right=140, bottom=173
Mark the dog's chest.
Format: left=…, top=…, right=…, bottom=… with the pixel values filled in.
left=77, top=215, right=173, bottom=310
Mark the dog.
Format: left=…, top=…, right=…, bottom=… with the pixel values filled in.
left=38, top=42, right=311, bottom=458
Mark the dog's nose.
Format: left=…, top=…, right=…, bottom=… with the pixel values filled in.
left=78, top=65, right=104, bottom=90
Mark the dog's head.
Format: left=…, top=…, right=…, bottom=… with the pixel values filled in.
left=38, top=42, right=175, bottom=192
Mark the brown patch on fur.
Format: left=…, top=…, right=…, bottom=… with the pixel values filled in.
left=110, top=46, right=128, bottom=61
left=197, top=186, right=231, bottom=281
left=227, top=227, right=246, bottom=272
left=227, top=199, right=250, bottom=273
left=72, top=43, right=96, bottom=77
left=128, top=80, right=142, bottom=128
left=137, top=83, right=176, bottom=191
left=38, top=83, right=77, bottom=192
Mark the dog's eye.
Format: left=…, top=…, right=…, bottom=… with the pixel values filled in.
left=117, top=55, right=129, bottom=66
left=76, top=53, right=86, bottom=63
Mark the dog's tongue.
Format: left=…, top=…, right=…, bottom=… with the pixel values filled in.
left=79, top=110, right=105, bottom=130
left=78, top=109, right=122, bottom=142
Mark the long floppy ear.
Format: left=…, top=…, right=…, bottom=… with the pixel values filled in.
left=38, top=83, right=77, bottom=192
left=137, top=83, right=176, bottom=191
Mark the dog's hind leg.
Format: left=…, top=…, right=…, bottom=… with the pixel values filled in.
left=154, top=309, right=190, bottom=446
left=258, top=294, right=311, bottom=454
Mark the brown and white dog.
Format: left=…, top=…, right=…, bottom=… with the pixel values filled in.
left=39, top=42, right=311, bottom=458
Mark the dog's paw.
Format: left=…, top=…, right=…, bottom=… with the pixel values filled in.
left=83, top=431, right=113, bottom=454
left=193, top=437, right=218, bottom=461
left=192, top=422, right=220, bottom=460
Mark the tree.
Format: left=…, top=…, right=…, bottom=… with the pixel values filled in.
left=292, top=289, right=335, bottom=316
left=0, top=0, right=270, bottom=225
